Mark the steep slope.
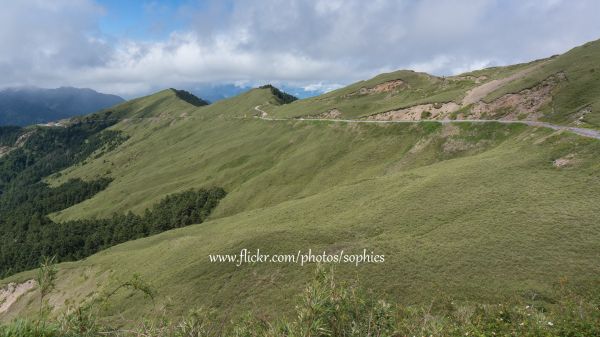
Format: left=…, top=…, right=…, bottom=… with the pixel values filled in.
left=48, top=87, right=325, bottom=221
left=267, top=39, right=600, bottom=129
left=171, top=89, right=210, bottom=107
left=0, top=87, right=124, bottom=126
left=72, top=88, right=200, bottom=122
left=264, top=61, right=545, bottom=120
left=0, top=89, right=219, bottom=279
left=2, top=41, right=600, bottom=325
left=477, top=38, right=600, bottom=127
left=1, top=82, right=598, bottom=323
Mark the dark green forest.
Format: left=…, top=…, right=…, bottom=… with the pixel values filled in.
left=260, top=84, right=298, bottom=104
left=172, top=89, right=209, bottom=106
left=0, top=120, right=226, bottom=278
left=0, top=126, right=24, bottom=146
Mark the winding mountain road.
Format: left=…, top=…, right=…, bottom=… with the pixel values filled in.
left=254, top=106, right=600, bottom=140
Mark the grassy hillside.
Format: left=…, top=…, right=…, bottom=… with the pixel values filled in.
left=70, top=88, right=198, bottom=121
left=264, top=61, right=545, bottom=120
left=263, top=70, right=476, bottom=119
left=48, top=89, right=516, bottom=222
left=483, top=39, right=600, bottom=127
left=1, top=84, right=599, bottom=324
left=2, top=40, right=600, bottom=327
left=267, top=39, right=600, bottom=128
left=3, top=267, right=599, bottom=336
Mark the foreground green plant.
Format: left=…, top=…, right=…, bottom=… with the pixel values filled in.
left=37, top=256, right=57, bottom=315
left=2, top=265, right=599, bottom=336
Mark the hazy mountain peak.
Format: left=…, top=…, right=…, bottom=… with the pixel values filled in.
left=0, top=86, right=124, bottom=126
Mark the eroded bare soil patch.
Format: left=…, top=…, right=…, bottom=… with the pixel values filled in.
left=0, top=280, right=36, bottom=314
left=470, top=73, right=566, bottom=120
left=367, top=102, right=460, bottom=121
left=461, top=61, right=548, bottom=106
left=316, top=109, right=342, bottom=119
left=553, top=153, right=577, bottom=168
left=365, top=64, right=564, bottom=122
left=347, top=79, right=406, bottom=97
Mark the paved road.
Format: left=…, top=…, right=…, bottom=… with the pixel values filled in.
left=253, top=106, right=600, bottom=140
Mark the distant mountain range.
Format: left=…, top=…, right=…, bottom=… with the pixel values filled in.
left=0, top=87, right=124, bottom=126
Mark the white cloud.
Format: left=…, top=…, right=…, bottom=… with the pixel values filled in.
left=72, top=31, right=351, bottom=96
left=302, top=82, right=344, bottom=93
left=1, top=0, right=600, bottom=97
left=0, top=0, right=108, bottom=86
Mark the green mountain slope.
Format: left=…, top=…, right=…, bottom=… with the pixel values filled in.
left=2, top=40, right=600, bottom=325
left=3, top=91, right=600, bottom=322
left=267, top=39, right=600, bottom=129
left=73, top=88, right=200, bottom=121
left=261, top=61, right=544, bottom=119
left=481, top=39, right=600, bottom=126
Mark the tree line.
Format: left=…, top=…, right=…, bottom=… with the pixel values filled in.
left=0, top=119, right=226, bottom=278
left=0, top=185, right=225, bottom=277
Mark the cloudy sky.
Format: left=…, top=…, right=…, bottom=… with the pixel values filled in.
left=1, top=0, right=600, bottom=98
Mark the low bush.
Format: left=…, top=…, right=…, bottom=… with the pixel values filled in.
left=2, top=265, right=598, bottom=336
